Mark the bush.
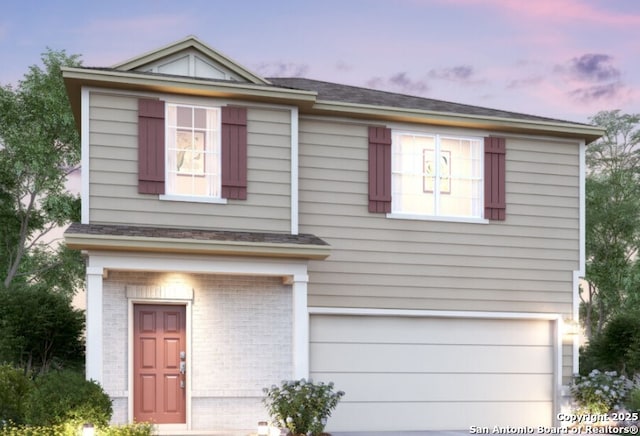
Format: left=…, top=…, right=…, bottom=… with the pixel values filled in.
left=98, top=422, right=155, bottom=436
left=0, top=287, right=84, bottom=375
left=0, top=421, right=79, bottom=436
left=580, top=312, right=640, bottom=377
left=25, top=370, right=112, bottom=426
left=263, top=379, right=344, bottom=436
left=0, top=422, right=154, bottom=436
left=0, top=365, right=31, bottom=425
left=572, top=369, right=633, bottom=414
left=627, top=387, right=640, bottom=413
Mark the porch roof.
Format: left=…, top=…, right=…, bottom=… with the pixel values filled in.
left=64, top=223, right=331, bottom=260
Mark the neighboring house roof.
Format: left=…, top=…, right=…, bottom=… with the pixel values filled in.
left=65, top=223, right=331, bottom=259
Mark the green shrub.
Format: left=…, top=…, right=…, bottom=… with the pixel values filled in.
left=0, top=365, right=31, bottom=425
left=0, top=287, right=85, bottom=375
left=98, top=422, right=155, bottom=436
left=25, top=370, right=112, bottom=426
left=0, top=422, right=154, bottom=436
left=571, top=369, right=633, bottom=414
left=627, top=387, right=640, bottom=412
left=580, top=312, right=640, bottom=377
left=0, top=421, right=79, bottom=436
left=263, top=378, right=344, bottom=436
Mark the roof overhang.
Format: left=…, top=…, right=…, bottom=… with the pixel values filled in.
left=62, top=68, right=604, bottom=144
left=308, top=100, right=605, bottom=144
left=64, top=224, right=331, bottom=260
left=62, top=67, right=317, bottom=131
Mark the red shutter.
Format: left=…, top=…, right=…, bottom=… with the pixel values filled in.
left=368, top=126, right=392, bottom=213
left=138, top=99, right=165, bottom=194
left=221, top=106, right=248, bottom=200
left=484, top=136, right=506, bottom=220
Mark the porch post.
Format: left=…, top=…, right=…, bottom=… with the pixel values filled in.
left=292, top=274, right=309, bottom=379
left=86, top=266, right=104, bottom=384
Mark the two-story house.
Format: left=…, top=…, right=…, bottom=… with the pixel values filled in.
left=62, top=36, right=603, bottom=434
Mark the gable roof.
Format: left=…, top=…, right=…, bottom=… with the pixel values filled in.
left=268, top=77, right=565, bottom=124
left=112, top=35, right=269, bottom=85
left=62, top=36, right=604, bottom=143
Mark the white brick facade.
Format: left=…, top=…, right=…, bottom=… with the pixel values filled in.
left=101, top=270, right=293, bottom=430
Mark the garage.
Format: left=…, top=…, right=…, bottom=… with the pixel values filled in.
left=309, top=314, right=556, bottom=432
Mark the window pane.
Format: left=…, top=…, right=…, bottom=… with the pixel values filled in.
left=392, top=132, right=482, bottom=218
left=166, top=104, right=220, bottom=198
left=392, top=133, right=435, bottom=215
left=176, top=106, right=192, bottom=128
left=439, top=137, right=482, bottom=217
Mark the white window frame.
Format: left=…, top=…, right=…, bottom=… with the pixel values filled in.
left=388, top=130, right=488, bottom=224
left=159, top=102, right=227, bottom=204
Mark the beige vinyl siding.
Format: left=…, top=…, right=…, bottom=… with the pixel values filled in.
left=88, top=92, right=291, bottom=232
left=299, top=119, right=579, bottom=311
left=298, top=118, right=580, bottom=380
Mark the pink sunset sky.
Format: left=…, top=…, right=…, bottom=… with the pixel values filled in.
left=1, top=0, right=638, bottom=123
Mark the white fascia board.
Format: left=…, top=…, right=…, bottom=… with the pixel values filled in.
left=86, top=250, right=309, bottom=277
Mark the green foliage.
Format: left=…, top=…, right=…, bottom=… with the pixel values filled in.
left=0, top=286, right=84, bottom=374
left=0, top=421, right=80, bottom=436
left=0, top=48, right=83, bottom=294
left=24, top=370, right=112, bottom=427
left=571, top=369, right=633, bottom=415
left=0, top=422, right=154, bottom=436
left=98, top=423, right=155, bottom=436
left=580, top=311, right=640, bottom=377
left=263, top=379, right=345, bottom=436
left=0, top=365, right=31, bottom=425
left=584, top=110, right=640, bottom=339
left=627, top=388, right=640, bottom=413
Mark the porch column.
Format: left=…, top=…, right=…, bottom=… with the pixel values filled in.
left=86, top=266, right=104, bottom=384
left=292, top=274, right=309, bottom=379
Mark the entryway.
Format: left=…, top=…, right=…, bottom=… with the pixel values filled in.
left=133, top=304, right=187, bottom=424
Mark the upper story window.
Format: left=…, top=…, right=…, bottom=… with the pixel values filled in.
left=166, top=104, right=221, bottom=198
left=392, top=132, right=483, bottom=218
left=137, top=98, right=248, bottom=203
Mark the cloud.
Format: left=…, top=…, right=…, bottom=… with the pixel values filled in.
left=568, top=54, right=620, bottom=82
left=569, top=81, right=624, bottom=104
left=366, top=72, right=429, bottom=95
left=335, top=60, right=352, bottom=72
left=254, top=61, right=309, bottom=78
left=507, top=76, right=543, bottom=89
left=428, top=65, right=474, bottom=81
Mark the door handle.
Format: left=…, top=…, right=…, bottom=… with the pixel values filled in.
left=180, top=362, right=186, bottom=374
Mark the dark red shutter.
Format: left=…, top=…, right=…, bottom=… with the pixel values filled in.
left=368, top=126, right=392, bottom=213
left=484, top=136, right=506, bottom=220
left=138, top=99, right=165, bottom=194
left=221, top=106, right=248, bottom=200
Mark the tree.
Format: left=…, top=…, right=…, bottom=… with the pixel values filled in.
left=0, top=49, right=84, bottom=294
left=0, top=285, right=85, bottom=374
left=583, top=110, right=640, bottom=340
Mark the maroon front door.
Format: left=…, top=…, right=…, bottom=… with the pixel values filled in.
left=133, top=304, right=186, bottom=424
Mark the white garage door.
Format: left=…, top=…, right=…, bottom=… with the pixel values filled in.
left=310, top=315, right=555, bottom=432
